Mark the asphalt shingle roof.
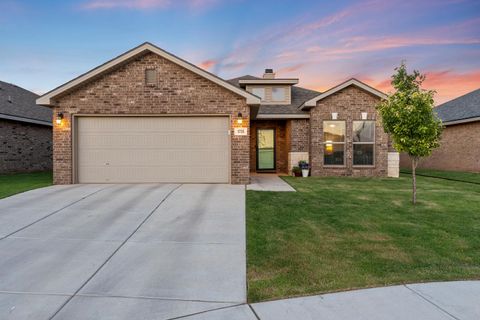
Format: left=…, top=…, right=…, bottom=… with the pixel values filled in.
left=228, top=75, right=320, bottom=115
left=435, top=88, right=480, bottom=123
left=0, top=81, right=52, bottom=125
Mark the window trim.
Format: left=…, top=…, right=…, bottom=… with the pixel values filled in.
left=323, top=120, right=346, bottom=167
left=251, top=87, right=266, bottom=102
left=352, top=120, right=376, bottom=167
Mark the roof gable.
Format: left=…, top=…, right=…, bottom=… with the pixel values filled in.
left=37, top=42, right=260, bottom=106
left=302, top=78, right=387, bottom=109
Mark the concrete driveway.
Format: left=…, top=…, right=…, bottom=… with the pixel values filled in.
left=0, top=184, right=247, bottom=320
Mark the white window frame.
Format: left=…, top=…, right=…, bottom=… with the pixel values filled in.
left=323, top=120, right=346, bottom=167
left=251, top=87, right=266, bottom=101
left=352, top=120, right=375, bottom=167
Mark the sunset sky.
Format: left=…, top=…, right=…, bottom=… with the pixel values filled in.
left=1, top=0, right=479, bottom=104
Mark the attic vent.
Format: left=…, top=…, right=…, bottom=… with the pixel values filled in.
left=145, top=69, right=157, bottom=86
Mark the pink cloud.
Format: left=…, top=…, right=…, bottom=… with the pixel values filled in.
left=81, top=0, right=220, bottom=10
left=362, top=69, right=480, bottom=105
left=307, top=36, right=480, bottom=56
left=199, top=59, right=216, bottom=70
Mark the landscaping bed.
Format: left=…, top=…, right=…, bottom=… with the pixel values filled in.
left=246, top=174, right=480, bottom=302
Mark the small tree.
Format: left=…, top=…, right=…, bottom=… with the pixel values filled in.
left=377, top=62, right=443, bottom=204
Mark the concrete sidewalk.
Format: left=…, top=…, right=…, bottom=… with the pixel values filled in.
left=173, top=281, right=480, bottom=319
left=250, top=281, right=480, bottom=320
left=247, top=174, right=296, bottom=192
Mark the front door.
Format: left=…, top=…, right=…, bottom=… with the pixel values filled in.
left=257, top=129, right=276, bottom=171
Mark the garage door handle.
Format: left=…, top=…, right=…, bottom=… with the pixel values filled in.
left=105, top=162, right=110, bottom=166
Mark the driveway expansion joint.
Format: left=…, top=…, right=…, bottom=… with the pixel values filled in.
left=48, top=184, right=183, bottom=320
left=404, top=284, right=461, bottom=320
left=164, top=303, right=247, bottom=320
left=0, top=185, right=113, bottom=241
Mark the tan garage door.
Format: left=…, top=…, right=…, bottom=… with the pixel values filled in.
left=76, top=116, right=230, bottom=183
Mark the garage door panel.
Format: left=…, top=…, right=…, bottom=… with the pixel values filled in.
left=79, top=133, right=228, bottom=149
left=76, top=117, right=230, bottom=183
left=78, top=149, right=229, bottom=166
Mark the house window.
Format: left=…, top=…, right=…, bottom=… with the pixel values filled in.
left=353, top=121, right=375, bottom=166
left=145, top=69, right=157, bottom=86
left=323, top=121, right=345, bottom=166
left=272, top=87, right=286, bottom=102
left=251, top=87, right=266, bottom=101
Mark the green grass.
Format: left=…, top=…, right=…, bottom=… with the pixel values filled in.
left=247, top=174, right=480, bottom=302
left=401, top=168, right=480, bottom=184
left=0, top=172, right=53, bottom=199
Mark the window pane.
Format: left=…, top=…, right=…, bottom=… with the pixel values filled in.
left=324, top=121, right=345, bottom=142
left=353, top=121, right=374, bottom=142
left=251, top=87, right=265, bottom=101
left=353, top=144, right=374, bottom=165
left=272, top=87, right=286, bottom=101
left=324, top=143, right=344, bottom=165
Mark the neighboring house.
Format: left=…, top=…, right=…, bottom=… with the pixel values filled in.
left=400, top=89, right=480, bottom=172
left=0, top=81, right=52, bottom=174
left=36, top=42, right=399, bottom=185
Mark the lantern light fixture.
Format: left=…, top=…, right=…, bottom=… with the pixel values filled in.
left=237, top=112, right=243, bottom=125
left=56, top=112, right=64, bottom=125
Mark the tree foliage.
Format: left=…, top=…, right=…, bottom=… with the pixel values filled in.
left=377, top=62, right=443, bottom=204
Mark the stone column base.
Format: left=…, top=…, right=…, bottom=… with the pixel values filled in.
left=388, top=152, right=400, bottom=178
left=288, top=152, right=309, bottom=174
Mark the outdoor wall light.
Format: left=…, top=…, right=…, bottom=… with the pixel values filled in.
left=56, top=112, right=64, bottom=125
left=331, top=112, right=338, bottom=120
left=237, top=112, right=243, bottom=125
left=361, top=112, right=368, bottom=120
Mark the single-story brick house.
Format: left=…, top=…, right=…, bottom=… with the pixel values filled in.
left=0, top=80, right=52, bottom=174
left=400, top=88, right=479, bottom=172
left=36, top=42, right=399, bottom=184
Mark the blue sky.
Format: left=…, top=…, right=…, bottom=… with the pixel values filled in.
left=1, top=0, right=479, bottom=103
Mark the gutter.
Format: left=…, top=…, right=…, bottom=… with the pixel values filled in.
left=0, top=113, right=52, bottom=126
left=442, top=116, right=480, bottom=126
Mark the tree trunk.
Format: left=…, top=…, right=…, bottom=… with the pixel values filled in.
left=412, top=158, right=417, bottom=205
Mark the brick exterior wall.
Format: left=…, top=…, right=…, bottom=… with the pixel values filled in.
left=250, top=120, right=288, bottom=173
left=0, top=119, right=52, bottom=173
left=400, top=121, right=480, bottom=172
left=309, top=86, right=389, bottom=177
left=52, top=52, right=250, bottom=184
left=289, top=119, right=309, bottom=152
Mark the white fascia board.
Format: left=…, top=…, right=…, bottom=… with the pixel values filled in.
left=239, top=79, right=299, bottom=85
left=37, top=43, right=260, bottom=106
left=442, top=117, right=480, bottom=126
left=0, top=113, right=52, bottom=126
left=256, top=114, right=310, bottom=119
left=302, top=78, right=387, bottom=109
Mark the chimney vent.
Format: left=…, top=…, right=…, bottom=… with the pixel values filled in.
left=263, top=69, right=275, bottom=79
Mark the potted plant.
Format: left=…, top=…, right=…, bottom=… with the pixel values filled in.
left=292, top=166, right=302, bottom=177
left=298, top=160, right=310, bottom=177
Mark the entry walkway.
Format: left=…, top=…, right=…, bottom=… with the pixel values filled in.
left=247, top=174, right=296, bottom=192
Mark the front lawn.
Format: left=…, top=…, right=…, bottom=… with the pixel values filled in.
left=0, top=171, right=53, bottom=199
left=401, top=168, right=480, bottom=184
left=247, top=174, right=480, bottom=302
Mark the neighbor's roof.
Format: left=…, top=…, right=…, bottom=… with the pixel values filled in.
left=37, top=42, right=261, bottom=106
left=228, top=75, right=319, bottom=118
left=302, top=78, right=387, bottom=109
left=435, top=88, right=480, bottom=125
left=0, top=80, right=52, bottom=126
